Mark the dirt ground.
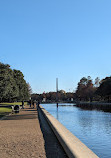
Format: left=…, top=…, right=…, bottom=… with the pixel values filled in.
left=0, top=107, right=46, bottom=158
left=0, top=106, right=67, bottom=158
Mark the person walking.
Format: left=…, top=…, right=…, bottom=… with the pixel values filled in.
left=22, top=101, right=24, bottom=109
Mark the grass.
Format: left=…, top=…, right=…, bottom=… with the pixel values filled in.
left=0, top=107, right=12, bottom=113
left=0, top=102, right=27, bottom=118
left=0, top=107, right=12, bottom=118
left=0, top=102, right=27, bottom=106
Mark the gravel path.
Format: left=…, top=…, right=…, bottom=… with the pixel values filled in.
left=0, top=106, right=46, bottom=158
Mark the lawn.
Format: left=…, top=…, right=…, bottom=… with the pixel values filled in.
left=0, top=107, right=12, bottom=118
left=0, top=102, right=27, bottom=118
left=0, top=102, right=27, bottom=106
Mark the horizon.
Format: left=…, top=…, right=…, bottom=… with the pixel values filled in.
left=1, top=0, right=111, bottom=93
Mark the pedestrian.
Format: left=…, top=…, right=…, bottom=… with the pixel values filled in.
left=29, top=100, right=31, bottom=107
left=32, top=101, right=34, bottom=108
left=38, top=101, right=40, bottom=107
left=22, top=101, right=24, bottom=109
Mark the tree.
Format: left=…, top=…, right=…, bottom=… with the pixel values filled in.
left=76, top=77, right=88, bottom=101
left=13, top=69, right=30, bottom=101
left=94, top=77, right=100, bottom=87
left=27, top=83, right=32, bottom=96
left=0, top=62, right=31, bottom=102
left=0, top=63, right=19, bottom=102
left=76, top=76, right=96, bottom=101
left=96, top=77, right=111, bottom=102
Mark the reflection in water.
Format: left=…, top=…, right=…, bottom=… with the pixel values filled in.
left=56, top=107, right=59, bottom=120
left=42, top=103, right=111, bottom=158
left=76, top=104, right=111, bottom=113
left=77, top=113, right=93, bottom=134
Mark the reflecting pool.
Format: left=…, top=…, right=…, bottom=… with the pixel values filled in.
left=42, top=103, right=111, bottom=158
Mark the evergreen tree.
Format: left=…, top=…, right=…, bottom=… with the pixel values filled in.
left=0, top=62, right=31, bottom=102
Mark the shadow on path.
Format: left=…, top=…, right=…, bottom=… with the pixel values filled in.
left=38, top=108, right=68, bottom=158
left=2, top=108, right=38, bottom=120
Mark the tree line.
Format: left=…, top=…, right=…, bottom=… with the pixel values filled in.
left=32, top=76, right=111, bottom=103
left=0, top=62, right=31, bottom=102
left=31, top=90, right=74, bottom=103
left=76, top=76, right=111, bottom=102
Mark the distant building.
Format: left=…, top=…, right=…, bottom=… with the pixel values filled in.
left=71, top=98, right=73, bottom=102
left=42, top=98, right=46, bottom=102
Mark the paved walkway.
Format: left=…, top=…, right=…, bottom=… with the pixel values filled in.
left=0, top=106, right=46, bottom=158
left=0, top=106, right=67, bottom=158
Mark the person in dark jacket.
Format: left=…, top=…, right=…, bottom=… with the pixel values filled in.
left=22, top=101, right=24, bottom=109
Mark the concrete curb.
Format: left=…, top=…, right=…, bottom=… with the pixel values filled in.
left=39, top=105, right=99, bottom=158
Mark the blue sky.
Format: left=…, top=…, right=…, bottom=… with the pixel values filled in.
left=0, top=0, right=111, bottom=93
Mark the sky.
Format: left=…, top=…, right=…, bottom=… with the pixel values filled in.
left=0, top=0, right=111, bottom=93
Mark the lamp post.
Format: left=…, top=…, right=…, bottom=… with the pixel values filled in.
left=56, top=78, right=58, bottom=108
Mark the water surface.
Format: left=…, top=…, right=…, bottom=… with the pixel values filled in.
left=42, top=103, right=111, bottom=158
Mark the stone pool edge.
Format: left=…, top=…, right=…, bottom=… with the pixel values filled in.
left=38, top=105, right=99, bottom=158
